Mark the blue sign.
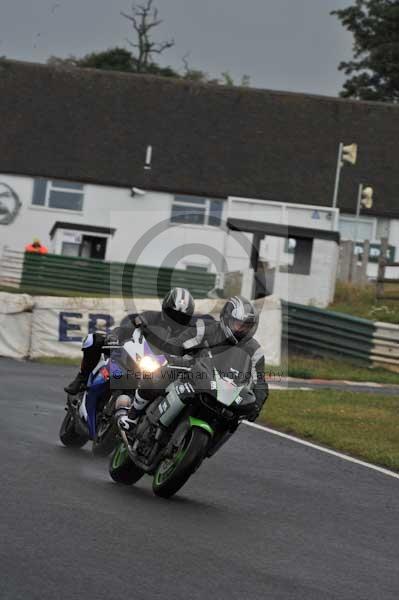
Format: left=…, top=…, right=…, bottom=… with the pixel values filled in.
left=59, top=312, right=115, bottom=342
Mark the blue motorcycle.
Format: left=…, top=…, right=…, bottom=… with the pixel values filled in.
left=59, top=329, right=167, bottom=455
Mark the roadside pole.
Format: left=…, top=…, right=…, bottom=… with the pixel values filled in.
left=332, top=142, right=344, bottom=209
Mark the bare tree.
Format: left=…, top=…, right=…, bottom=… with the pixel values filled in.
left=121, top=0, right=175, bottom=73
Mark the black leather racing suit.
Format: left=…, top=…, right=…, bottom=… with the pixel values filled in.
left=136, top=319, right=268, bottom=420
left=179, top=320, right=268, bottom=417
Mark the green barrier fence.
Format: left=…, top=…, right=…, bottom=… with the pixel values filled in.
left=283, top=301, right=399, bottom=366
left=21, top=253, right=216, bottom=298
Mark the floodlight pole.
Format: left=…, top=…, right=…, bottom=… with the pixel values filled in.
left=353, top=183, right=363, bottom=249
left=219, top=197, right=232, bottom=291
left=332, top=142, right=344, bottom=209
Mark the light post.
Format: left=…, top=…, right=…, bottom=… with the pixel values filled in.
left=353, top=184, right=373, bottom=244
left=353, top=184, right=373, bottom=267
left=332, top=142, right=358, bottom=208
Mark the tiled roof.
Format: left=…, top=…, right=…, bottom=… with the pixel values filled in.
left=0, top=59, right=398, bottom=217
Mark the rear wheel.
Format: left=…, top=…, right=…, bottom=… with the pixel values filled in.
left=109, top=443, right=145, bottom=485
left=59, top=410, right=89, bottom=448
left=152, top=428, right=209, bottom=499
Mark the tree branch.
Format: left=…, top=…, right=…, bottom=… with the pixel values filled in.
left=121, top=1, right=175, bottom=71
left=150, top=40, right=175, bottom=54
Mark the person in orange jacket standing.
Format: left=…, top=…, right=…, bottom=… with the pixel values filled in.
left=25, top=238, right=48, bottom=254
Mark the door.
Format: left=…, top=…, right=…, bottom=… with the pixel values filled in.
left=80, top=236, right=107, bottom=260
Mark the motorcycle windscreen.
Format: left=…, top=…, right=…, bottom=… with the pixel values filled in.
left=189, top=345, right=251, bottom=402
left=123, top=328, right=167, bottom=366
left=211, top=345, right=252, bottom=387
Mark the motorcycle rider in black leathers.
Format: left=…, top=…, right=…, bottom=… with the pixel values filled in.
left=117, top=296, right=268, bottom=430
left=64, top=287, right=197, bottom=395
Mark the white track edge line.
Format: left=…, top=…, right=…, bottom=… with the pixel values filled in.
left=244, top=421, right=399, bottom=480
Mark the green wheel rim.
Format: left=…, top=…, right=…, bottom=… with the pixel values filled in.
left=154, top=445, right=188, bottom=486
left=112, top=443, right=128, bottom=469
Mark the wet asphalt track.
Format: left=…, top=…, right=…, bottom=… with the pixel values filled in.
left=0, top=358, right=398, bottom=600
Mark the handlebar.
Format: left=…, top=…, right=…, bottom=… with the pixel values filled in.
left=167, top=355, right=194, bottom=369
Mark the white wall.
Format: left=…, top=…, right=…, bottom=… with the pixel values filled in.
left=229, top=196, right=338, bottom=231
left=0, top=174, right=224, bottom=272
left=225, top=197, right=339, bottom=306
left=109, top=197, right=224, bottom=271
left=0, top=173, right=339, bottom=306
left=0, top=174, right=136, bottom=260
left=283, top=239, right=338, bottom=306
left=1, top=175, right=54, bottom=256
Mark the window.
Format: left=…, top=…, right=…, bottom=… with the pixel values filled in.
left=32, top=178, right=84, bottom=211
left=185, top=264, right=209, bottom=273
left=170, top=195, right=223, bottom=227
left=338, top=216, right=374, bottom=242
left=290, top=238, right=313, bottom=274
left=61, top=242, right=80, bottom=257
left=280, top=237, right=313, bottom=275
left=376, top=218, right=390, bottom=240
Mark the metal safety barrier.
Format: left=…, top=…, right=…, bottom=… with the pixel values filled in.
left=3, top=251, right=216, bottom=299
left=283, top=301, right=399, bottom=367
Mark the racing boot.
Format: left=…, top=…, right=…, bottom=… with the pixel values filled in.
left=128, top=390, right=150, bottom=420
left=64, top=371, right=87, bottom=395
left=114, top=394, right=137, bottom=433
left=115, top=390, right=150, bottom=433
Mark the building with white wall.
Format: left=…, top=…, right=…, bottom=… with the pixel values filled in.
left=1, top=59, right=398, bottom=305
left=0, top=172, right=339, bottom=306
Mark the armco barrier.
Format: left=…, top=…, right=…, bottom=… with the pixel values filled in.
left=20, top=253, right=216, bottom=298
left=0, top=294, right=282, bottom=366
left=283, top=301, right=399, bottom=366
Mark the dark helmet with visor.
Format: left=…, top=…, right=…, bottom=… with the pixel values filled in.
left=162, top=287, right=195, bottom=326
left=220, top=296, right=258, bottom=343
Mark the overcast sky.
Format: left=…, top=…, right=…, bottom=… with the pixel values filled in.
left=1, top=0, right=354, bottom=97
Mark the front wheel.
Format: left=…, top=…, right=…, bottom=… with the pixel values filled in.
left=59, top=410, right=89, bottom=448
left=152, top=428, right=210, bottom=499
left=92, top=418, right=118, bottom=457
left=109, top=443, right=145, bottom=485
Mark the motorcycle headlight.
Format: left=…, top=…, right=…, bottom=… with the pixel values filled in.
left=139, top=356, right=160, bottom=374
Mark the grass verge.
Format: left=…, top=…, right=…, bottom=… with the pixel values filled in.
left=285, top=355, right=398, bottom=384
left=329, top=281, right=399, bottom=324
left=259, top=389, right=399, bottom=471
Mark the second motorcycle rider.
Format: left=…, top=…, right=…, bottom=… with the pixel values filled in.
left=117, top=295, right=269, bottom=431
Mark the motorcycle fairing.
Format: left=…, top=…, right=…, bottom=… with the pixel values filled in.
left=213, top=368, right=244, bottom=407
left=79, top=329, right=168, bottom=439
left=83, top=358, right=114, bottom=439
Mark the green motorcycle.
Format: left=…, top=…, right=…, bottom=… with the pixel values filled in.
left=109, top=345, right=256, bottom=498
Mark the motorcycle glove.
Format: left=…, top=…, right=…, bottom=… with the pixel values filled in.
left=134, top=314, right=149, bottom=330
